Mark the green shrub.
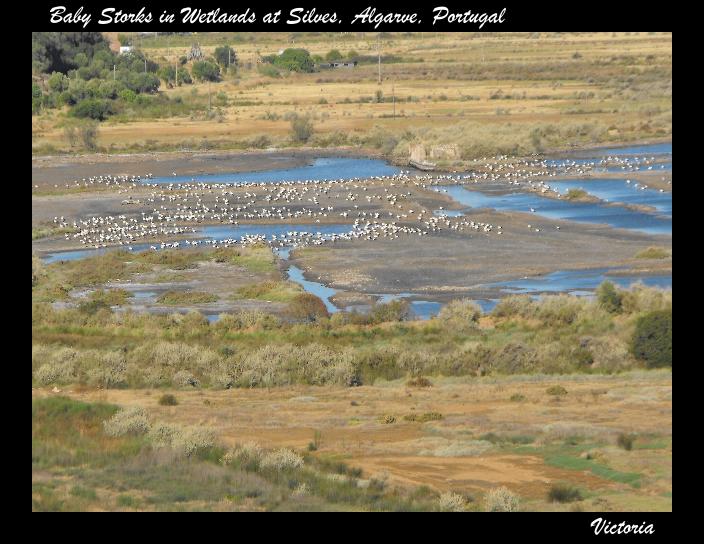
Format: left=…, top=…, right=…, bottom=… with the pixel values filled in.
left=510, top=393, right=526, bottom=402
left=71, top=98, right=114, bottom=120
left=403, top=412, right=443, bottom=423
left=631, top=309, right=672, bottom=368
left=273, top=48, right=314, bottom=73
left=548, top=483, right=583, bottom=503
left=635, top=247, right=670, bottom=259
left=156, top=291, right=218, bottom=305
left=438, top=491, right=466, bottom=512
left=406, top=376, right=433, bottom=388
left=257, top=64, right=281, bottom=78
left=596, top=281, right=623, bottom=313
left=214, top=45, right=237, bottom=68
left=103, top=407, right=151, bottom=437
left=485, top=486, right=520, bottom=511
left=158, top=394, right=178, bottom=406
left=287, top=293, right=329, bottom=322
left=437, top=299, right=482, bottom=325
left=546, top=385, right=568, bottom=396
left=191, top=60, right=220, bottom=81
left=617, top=433, right=636, bottom=451
left=290, top=114, right=314, bottom=143
left=370, top=300, right=411, bottom=323
left=565, top=188, right=588, bottom=200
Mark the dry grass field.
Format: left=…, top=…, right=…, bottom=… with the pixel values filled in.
left=31, top=32, right=672, bottom=161
left=32, top=370, right=672, bottom=512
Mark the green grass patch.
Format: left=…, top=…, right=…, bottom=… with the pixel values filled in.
left=565, top=188, right=589, bottom=200
left=635, top=247, right=670, bottom=259
left=32, top=225, right=78, bottom=240
left=89, top=288, right=134, bottom=306
left=234, top=280, right=303, bottom=302
left=403, top=412, right=443, bottom=423
left=156, top=291, right=218, bottom=305
left=544, top=453, right=641, bottom=486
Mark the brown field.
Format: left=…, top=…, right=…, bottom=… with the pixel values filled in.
left=33, top=370, right=672, bottom=511
left=31, top=32, right=672, bottom=157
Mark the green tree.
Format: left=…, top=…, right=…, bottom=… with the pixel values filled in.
left=119, top=89, right=137, bottom=102
left=631, top=309, right=672, bottom=368
left=32, top=82, right=43, bottom=114
left=177, top=68, right=192, bottom=85
left=325, top=49, right=343, bottom=62
left=214, top=45, right=237, bottom=68
left=71, top=98, right=114, bottom=120
left=32, top=32, right=110, bottom=74
left=158, top=65, right=177, bottom=85
left=48, top=72, right=69, bottom=92
left=191, top=60, right=221, bottom=81
left=274, top=49, right=314, bottom=73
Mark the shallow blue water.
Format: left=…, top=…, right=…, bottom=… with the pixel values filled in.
left=548, top=179, right=672, bottom=217
left=590, top=143, right=672, bottom=156
left=604, top=161, right=672, bottom=173
left=374, top=292, right=443, bottom=320
left=442, top=185, right=671, bottom=235
left=546, top=142, right=672, bottom=170
left=144, top=157, right=402, bottom=185
left=42, top=246, right=125, bottom=264
left=286, top=265, right=339, bottom=314
left=489, top=268, right=672, bottom=296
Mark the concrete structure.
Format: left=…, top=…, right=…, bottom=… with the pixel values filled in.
left=317, top=61, right=358, bottom=69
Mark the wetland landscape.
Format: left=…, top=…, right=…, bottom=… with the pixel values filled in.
left=32, top=30, right=672, bottom=513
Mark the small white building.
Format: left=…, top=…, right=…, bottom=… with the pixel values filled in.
left=119, top=46, right=133, bottom=55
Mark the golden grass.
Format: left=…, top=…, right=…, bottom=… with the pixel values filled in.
left=32, top=32, right=672, bottom=157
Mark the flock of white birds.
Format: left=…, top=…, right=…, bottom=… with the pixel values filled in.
left=41, top=153, right=671, bottom=254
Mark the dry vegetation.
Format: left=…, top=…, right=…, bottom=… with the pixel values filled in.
left=31, top=31, right=672, bottom=512
left=32, top=368, right=672, bottom=511
left=32, top=32, right=672, bottom=164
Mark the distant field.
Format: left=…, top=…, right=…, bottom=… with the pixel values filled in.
left=31, top=32, right=672, bottom=161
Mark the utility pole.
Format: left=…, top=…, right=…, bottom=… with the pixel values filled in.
left=175, top=61, right=178, bottom=86
left=392, top=80, right=395, bottom=118
left=208, top=79, right=211, bottom=112
left=144, top=57, right=147, bottom=73
left=377, top=34, right=381, bottom=85
left=113, top=64, right=116, bottom=81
